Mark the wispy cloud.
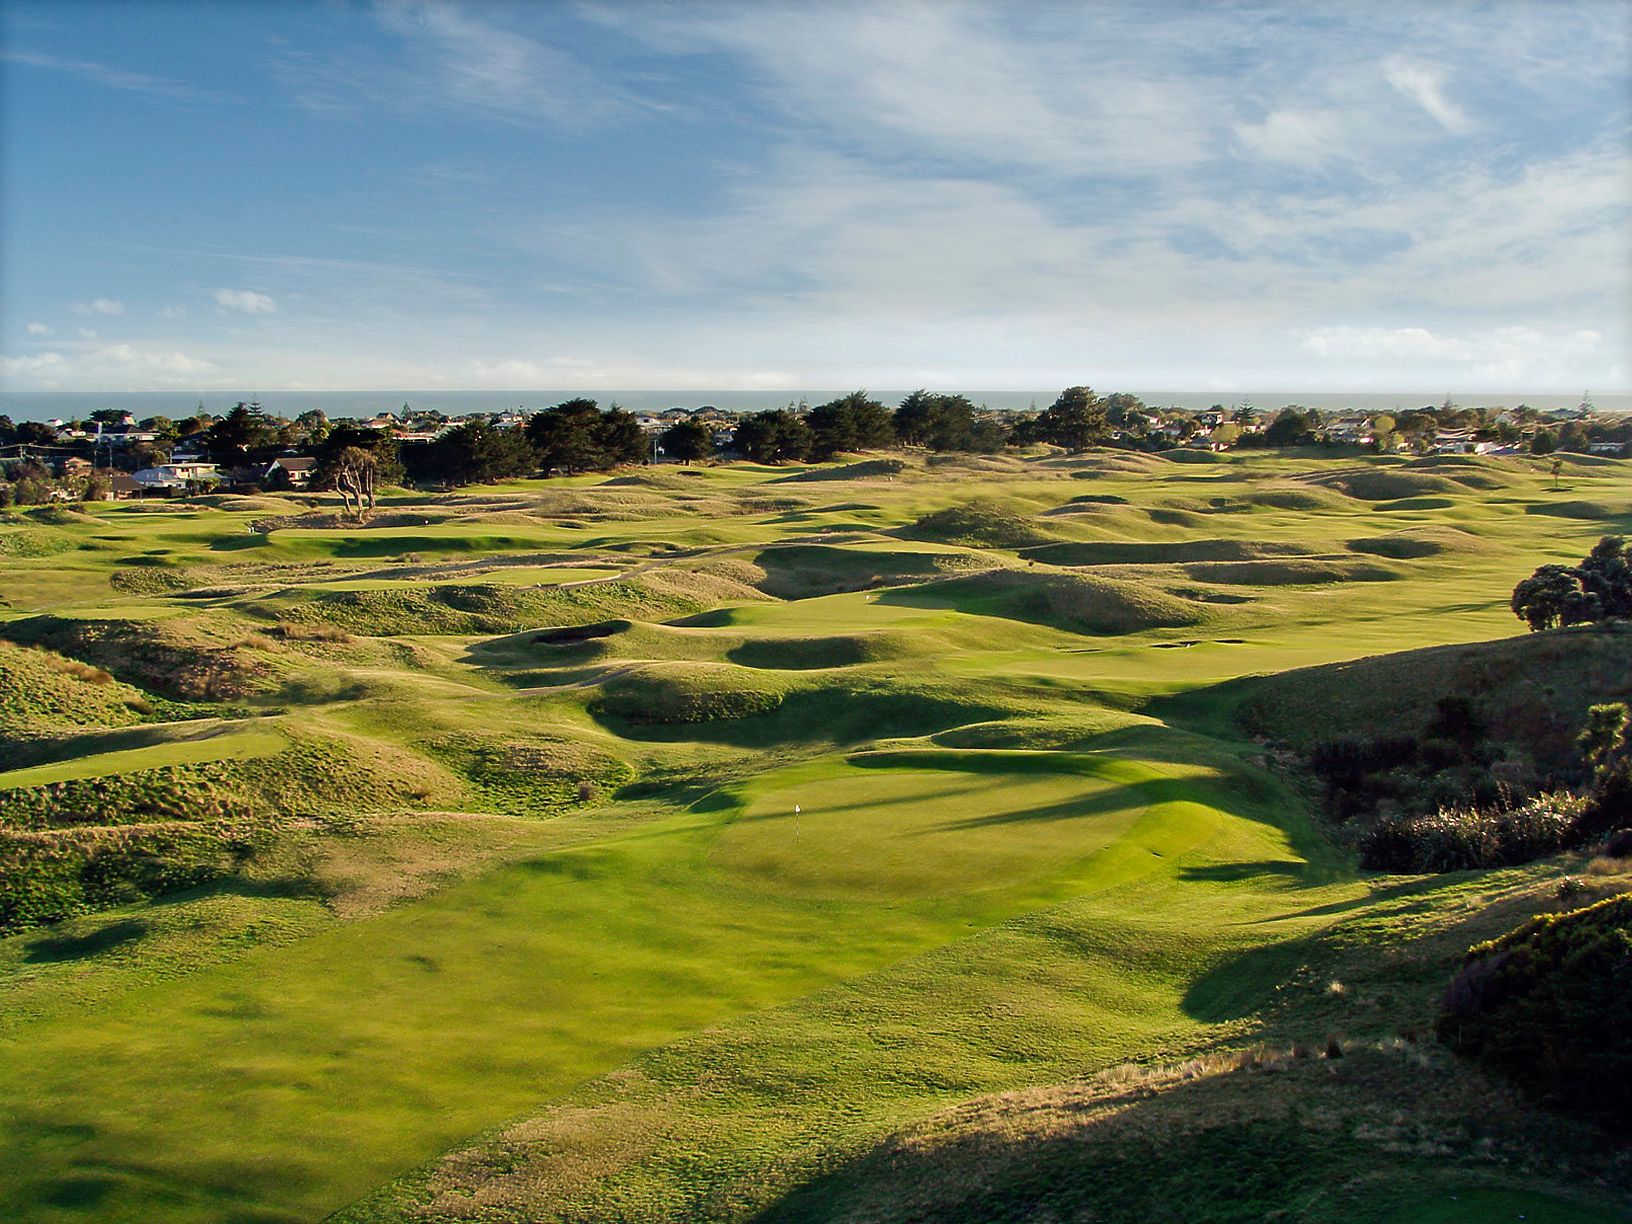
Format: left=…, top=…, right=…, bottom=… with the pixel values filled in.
left=70, top=297, right=124, bottom=316
left=25, top=322, right=50, bottom=335
left=214, top=288, right=278, bottom=315
left=2, top=344, right=218, bottom=389
left=1384, top=57, right=1473, bottom=133
left=1, top=49, right=214, bottom=101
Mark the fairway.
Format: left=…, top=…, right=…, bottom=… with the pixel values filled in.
left=1, top=448, right=1628, bottom=1223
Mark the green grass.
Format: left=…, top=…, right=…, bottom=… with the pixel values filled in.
left=0, top=450, right=1628, bottom=1222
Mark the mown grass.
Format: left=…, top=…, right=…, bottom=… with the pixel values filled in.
left=0, top=450, right=1627, bottom=1222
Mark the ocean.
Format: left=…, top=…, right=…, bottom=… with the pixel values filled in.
left=0, top=388, right=1623, bottom=423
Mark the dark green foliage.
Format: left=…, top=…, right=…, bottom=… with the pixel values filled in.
left=807, top=391, right=894, bottom=461
left=408, top=419, right=537, bottom=487
left=1027, top=386, right=1110, bottom=451
left=658, top=418, right=714, bottom=463
left=736, top=409, right=813, bottom=463
left=1439, top=894, right=1632, bottom=1126
left=893, top=391, right=1006, bottom=453
left=1360, top=793, right=1585, bottom=872
left=1513, top=537, right=1632, bottom=631
left=523, top=399, right=646, bottom=474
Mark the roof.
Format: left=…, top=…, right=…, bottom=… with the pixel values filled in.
left=270, top=456, right=318, bottom=472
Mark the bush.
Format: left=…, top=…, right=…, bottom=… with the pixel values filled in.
left=1360, top=792, right=1586, bottom=872
left=1438, top=894, right=1632, bottom=1126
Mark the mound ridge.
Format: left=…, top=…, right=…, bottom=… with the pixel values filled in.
left=884, top=568, right=1207, bottom=635
left=899, top=501, right=1056, bottom=549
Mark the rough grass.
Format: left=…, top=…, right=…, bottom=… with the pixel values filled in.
left=1218, top=624, right=1632, bottom=771
left=280, top=568, right=767, bottom=635
left=1346, top=526, right=1494, bottom=559
left=883, top=568, right=1209, bottom=635
left=1180, top=557, right=1405, bottom=586
left=0, top=614, right=288, bottom=700
left=3, top=450, right=1630, bottom=1223
left=898, top=501, right=1056, bottom=549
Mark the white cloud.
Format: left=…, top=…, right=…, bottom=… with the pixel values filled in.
left=1233, top=110, right=1344, bottom=168
left=70, top=297, right=125, bottom=316
left=1384, top=57, right=1473, bottom=133
left=0, top=344, right=217, bottom=389
left=25, top=322, right=50, bottom=335
left=213, top=288, right=278, bottom=314
left=0, top=50, right=215, bottom=101
left=77, top=328, right=99, bottom=340
left=466, top=356, right=597, bottom=385
left=160, top=304, right=188, bottom=318
left=1300, top=325, right=1603, bottom=384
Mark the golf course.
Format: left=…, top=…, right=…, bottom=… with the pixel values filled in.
left=1, top=447, right=1629, bottom=1222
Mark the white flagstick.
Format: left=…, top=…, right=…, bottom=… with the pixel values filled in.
left=795, top=803, right=800, bottom=841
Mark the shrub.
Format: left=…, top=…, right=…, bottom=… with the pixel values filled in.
left=1438, top=893, right=1632, bottom=1126
left=1360, top=792, right=1587, bottom=873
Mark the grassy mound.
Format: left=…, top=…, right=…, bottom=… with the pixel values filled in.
left=283, top=569, right=766, bottom=635
left=1219, top=625, right=1632, bottom=772
left=1440, top=894, right=1632, bottom=1126
left=1525, top=500, right=1631, bottom=522
left=590, top=663, right=789, bottom=725
left=774, top=458, right=908, bottom=482
left=1346, top=526, right=1492, bottom=559
left=0, top=615, right=286, bottom=700
left=885, top=569, right=1206, bottom=635
left=0, top=526, right=75, bottom=558
left=726, top=632, right=928, bottom=670
left=0, top=729, right=458, bottom=934
left=1181, top=557, right=1403, bottom=586
left=425, top=734, right=632, bottom=815
left=1318, top=469, right=1467, bottom=500
left=1020, top=539, right=1316, bottom=566
left=1167, top=487, right=1355, bottom=514
left=750, top=543, right=978, bottom=599
left=0, top=641, right=167, bottom=735
left=898, top=501, right=1055, bottom=549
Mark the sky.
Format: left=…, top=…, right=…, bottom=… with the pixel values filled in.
left=1, top=0, right=1629, bottom=395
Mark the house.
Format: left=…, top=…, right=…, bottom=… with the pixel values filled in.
left=109, top=473, right=141, bottom=500
left=131, top=462, right=220, bottom=493
left=263, top=455, right=317, bottom=488
left=1589, top=441, right=1627, bottom=457
left=1432, top=428, right=1477, bottom=454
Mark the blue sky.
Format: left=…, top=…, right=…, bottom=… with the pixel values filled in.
left=2, top=0, right=1629, bottom=393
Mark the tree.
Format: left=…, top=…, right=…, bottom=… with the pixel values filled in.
left=736, top=410, right=811, bottom=463
left=328, top=447, right=379, bottom=520
left=1259, top=408, right=1316, bottom=447
left=597, top=405, right=648, bottom=467
left=1511, top=539, right=1632, bottom=631
left=659, top=419, right=713, bottom=463
left=526, top=399, right=605, bottom=474
left=207, top=402, right=275, bottom=460
left=1103, top=393, right=1147, bottom=428
left=1032, top=386, right=1109, bottom=451
left=808, top=391, right=893, bottom=461
left=412, top=420, right=536, bottom=488
left=1511, top=565, right=1594, bottom=631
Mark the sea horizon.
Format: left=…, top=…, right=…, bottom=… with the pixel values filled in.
left=0, top=387, right=1625, bottom=423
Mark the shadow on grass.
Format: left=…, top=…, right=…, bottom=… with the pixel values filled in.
left=23, top=918, right=148, bottom=963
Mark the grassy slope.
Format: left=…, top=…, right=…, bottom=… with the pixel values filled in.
left=0, top=451, right=1626, bottom=1222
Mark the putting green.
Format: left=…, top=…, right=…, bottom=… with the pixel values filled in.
left=713, top=755, right=1156, bottom=900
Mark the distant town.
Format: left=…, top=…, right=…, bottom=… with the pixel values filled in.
left=0, top=389, right=1625, bottom=506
